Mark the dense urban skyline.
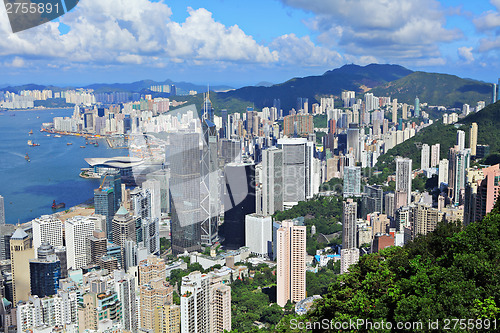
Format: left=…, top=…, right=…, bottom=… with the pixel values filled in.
left=1, top=0, right=500, bottom=86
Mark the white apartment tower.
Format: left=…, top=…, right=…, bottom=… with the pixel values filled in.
left=430, top=144, right=440, bottom=167
left=65, top=216, right=96, bottom=270
left=32, top=215, right=63, bottom=255
left=395, top=157, right=412, bottom=209
left=276, top=220, right=306, bottom=307
left=421, top=144, right=430, bottom=170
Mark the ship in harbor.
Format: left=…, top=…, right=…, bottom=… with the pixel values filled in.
left=28, top=129, right=33, bottom=135
left=51, top=200, right=65, bottom=210
left=27, top=140, right=40, bottom=146
left=25, top=153, right=30, bottom=162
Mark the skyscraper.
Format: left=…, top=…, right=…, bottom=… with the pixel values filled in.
left=169, top=132, right=202, bottom=255
left=457, top=130, right=466, bottom=151
left=245, top=214, right=272, bottom=258
left=65, top=216, right=96, bottom=270
left=430, top=144, right=440, bottom=167
left=180, top=271, right=210, bottom=333
left=470, top=122, right=478, bottom=157
left=29, top=242, right=61, bottom=298
left=32, top=215, right=63, bottom=254
left=453, top=149, right=471, bottom=205
left=395, top=157, right=412, bottom=209
left=10, top=228, right=34, bottom=304
left=200, top=116, right=220, bottom=246
left=493, top=83, right=497, bottom=104
left=112, top=206, right=139, bottom=267
left=343, top=166, right=361, bottom=197
left=347, top=124, right=360, bottom=162
left=278, top=138, right=309, bottom=206
left=421, top=144, right=430, bottom=170
left=342, top=199, right=357, bottom=249
left=0, top=195, right=4, bottom=225
left=94, top=187, right=115, bottom=241
left=114, top=270, right=138, bottom=333
left=221, top=162, right=256, bottom=249
left=261, top=147, right=283, bottom=215
left=414, top=96, right=420, bottom=117
left=392, top=98, right=397, bottom=123
left=439, top=159, right=449, bottom=186
left=276, top=220, right=306, bottom=307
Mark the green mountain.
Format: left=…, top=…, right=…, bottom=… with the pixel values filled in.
left=372, top=100, right=500, bottom=182
left=300, top=205, right=500, bottom=331
left=370, top=71, right=492, bottom=108
left=216, top=64, right=412, bottom=112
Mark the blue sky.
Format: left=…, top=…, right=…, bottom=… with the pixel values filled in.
left=0, top=0, right=500, bottom=87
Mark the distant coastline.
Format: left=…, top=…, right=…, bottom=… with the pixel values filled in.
left=0, top=107, right=73, bottom=112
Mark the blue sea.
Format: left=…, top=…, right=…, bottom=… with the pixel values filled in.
left=0, top=108, right=127, bottom=224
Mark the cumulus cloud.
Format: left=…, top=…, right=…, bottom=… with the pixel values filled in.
left=4, top=56, right=26, bottom=67
left=279, top=0, right=461, bottom=65
left=458, top=46, right=474, bottom=63
left=269, top=34, right=342, bottom=66
left=0, top=0, right=277, bottom=66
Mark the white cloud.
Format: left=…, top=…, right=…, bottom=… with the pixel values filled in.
left=458, top=46, right=474, bottom=63
left=279, top=0, right=461, bottom=64
left=0, top=0, right=277, bottom=67
left=269, top=34, right=342, bottom=67
left=4, top=56, right=25, bottom=67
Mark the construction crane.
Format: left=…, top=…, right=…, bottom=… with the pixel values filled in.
left=98, top=174, right=109, bottom=190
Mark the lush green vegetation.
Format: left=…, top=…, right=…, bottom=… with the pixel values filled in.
left=313, top=114, right=328, bottom=128
left=230, top=264, right=281, bottom=332
left=274, top=196, right=343, bottom=235
left=371, top=71, right=491, bottom=108
left=306, top=263, right=339, bottom=296
left=160, top=237, right=170, bottom=253
left=371, top=101, right=500, bottom=183
left=319, top=177, right=343, bottom=193
left=292, top=203, right=500, bottom=332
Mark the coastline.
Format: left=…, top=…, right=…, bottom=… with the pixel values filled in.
left=0, top=106, right=73, bottom=112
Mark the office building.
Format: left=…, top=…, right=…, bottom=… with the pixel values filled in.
left=343, top=166, right=361, bottom=198
left=261, top=147, right=284, bottom=216
left=470, top=122, right=478, bottom=157
left=10, top=228, right=35, bottom=304
left=169, top=132, right=202, bottom=255
left=201, top=116, right=220, bottom=246
left=347, top=125, right=360, bottom=162
left=65, top=216, right=96, bottom=270
left=276, top=220, right=306, bottom=307
left=451, top=149, right=471, bottom=205
left=493, top=83, right=497, bottom=104
left=94, top=187, right=116, bottom=240
left=414, top=97, right=420, bottom=117
left=112, top=206, right=139, bottom=267
left=421, top=144, right=430, bottom=170
left=340, top=248, right=359, bottom=274
left=221, top=162, right=256, bottom=249
left=0, top=223, right=16, bottom=260
left=342, top=199, right=358, bottom=249
left=29, top=242, right=61, bottom=298
left=245, top=214, right=272, bottom=258
left=32, top=215, right=63, bottom=254
left=89, top=230, right=108, bottom=265
left=361, top=185, right=383, bottom=218
left=395, top=157, right=412, bottom=210
left=278, top=138, right=314, bottom=205
left=0, top=195, right=4, bottom=225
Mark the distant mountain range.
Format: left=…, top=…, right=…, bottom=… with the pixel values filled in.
left=180, top=64, right=492, bottom=112
left=1, top=64, right=493, bottom=111
left=0, top=80, right=233, bottom=95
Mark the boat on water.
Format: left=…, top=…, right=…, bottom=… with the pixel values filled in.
left=54, top=135, right=62, bottom=138
left=51, top=200, right=65, bottom=210
left=27, top=140, right=40, bottom=147
left=46, top=134, right=51, bottom=137
left=28, top=129, right=33, bottom=135
left=94, top=142, right=99, bottom=147
left=25, top=153, right=30, bottom=162
left=67, top=142, right=73, bottom=146
left=80, top=145, right=86, bottom=148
